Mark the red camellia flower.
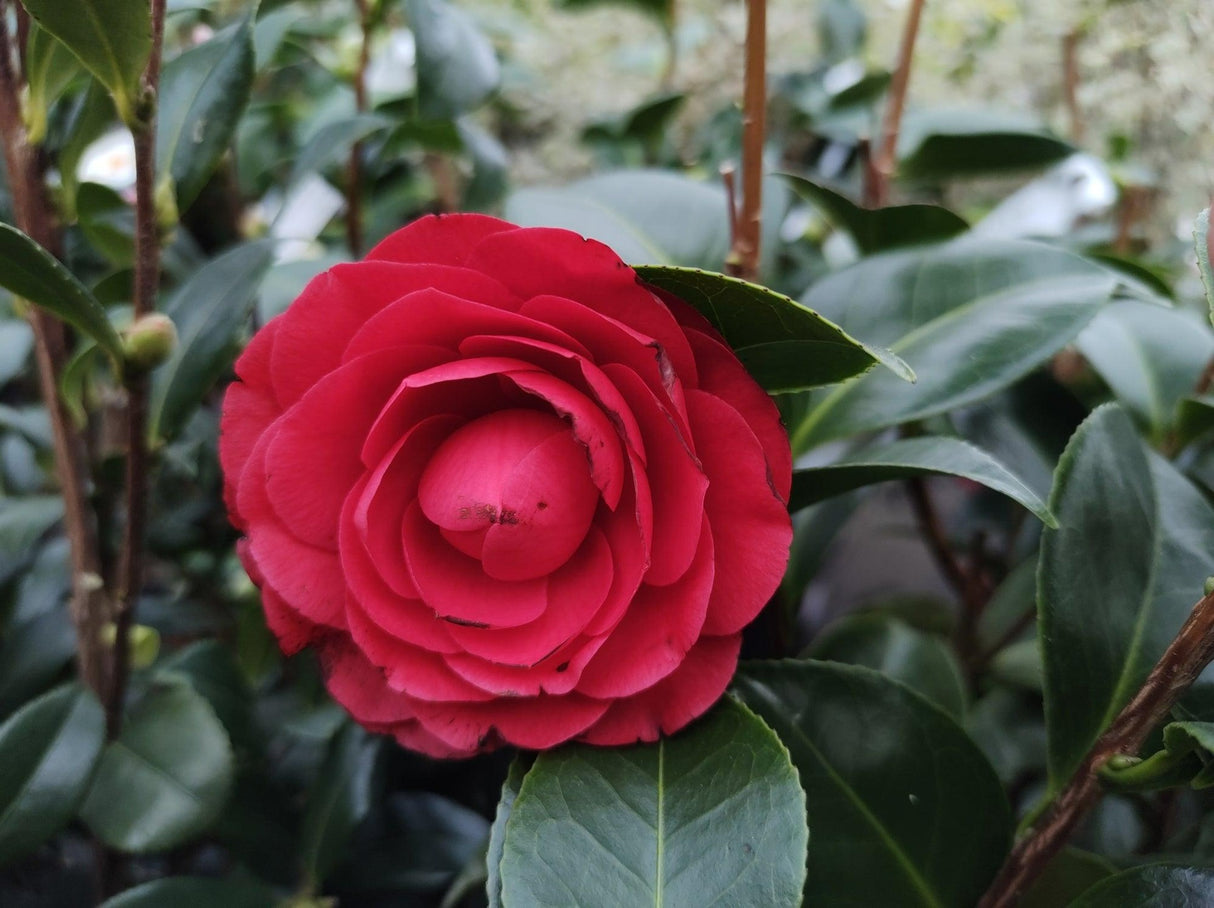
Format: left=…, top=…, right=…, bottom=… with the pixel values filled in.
left=221, top=214, right=792, bottom=757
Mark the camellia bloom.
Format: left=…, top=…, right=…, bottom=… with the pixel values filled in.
left=221, top=214, right=792, bottom=757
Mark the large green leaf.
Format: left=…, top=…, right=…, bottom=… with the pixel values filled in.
left=1019, top=848, right=1113, bottom=908
left=636, top=265, right=911, bottom=392
left=0, top=223, right=123, bottom=361
left=496, top=698, right=807, bottom=907
left=157, top=16, right=256, bottom=210
left=806, top=613, right=968, bottom=719
left=1196, top=209, right=1214, bottom=326
left=0, top=495, right=63, bottom=586
left=486, top=755, right=530, bottom=907
left=793, top=238, right=1117, bottom=450
left=18, top=0, right=150, bottom=125
left=0, top=610, right=76, bottom=718
left=0, top=686, right=105, bottom=867
left=409, top=0, right=500, bottom=118
left=785, top=175, right=969, bottom=254
left=734, top=660, right=1011, bottom=907
left=1068, top=864, right=1214, bottom=906
left=285, top=112, right=394, bottom=194
left=160, top=641, right=255, bottom=754
left=897, top=109, right=1074, bottom=181
left=23, top=23, right=84, bottom=144
left=1075, top=300, right=1214, bottom=438
left=789, top=435, right=1054, bottom=525
left=80, top=677, right=234, bottom=852
left=1040, top=405, right=1214, bottom=788
left=149, top=241, right=273, bottom=441
left=299, top=721, right=381, bottom=886
left=99, top=877, right=274, bottom=908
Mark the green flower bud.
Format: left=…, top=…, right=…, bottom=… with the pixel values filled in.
left=122, top=313, right=178, bottom=371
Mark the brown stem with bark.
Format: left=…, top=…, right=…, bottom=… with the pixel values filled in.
left=107, top=0, right=168, bottom=740
left=978, top=587, right=1214, bottom=908
left=868, top=0, right=925, bottom=208
left=725, top=0, right=765, bottom=282
left=346, top=0, right=371, bottom=257
left=905, top=476, right=968, bottom=598
left=0, top=0, right=109, bottom=696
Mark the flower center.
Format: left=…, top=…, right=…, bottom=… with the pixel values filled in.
left=417, top=409, right=601, bottom=581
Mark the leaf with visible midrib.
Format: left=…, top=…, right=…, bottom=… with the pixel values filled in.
left=789, top=435, right=1054, bottom=525
left=733, top=660, right=1011, bottom=907
left=496, top=698, right=807, bottom=907
left=1039, top=405, right=1214, bottom=788
left=19, top=0, right=151, bottom=125
left=0, top=686, right=105, bottom=867
left=0, top=223, right=123, bottom=361
left=1068, top=864, right=1214, bottom=906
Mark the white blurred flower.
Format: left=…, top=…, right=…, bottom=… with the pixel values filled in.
left=269, top=173, right=346, bottom=263
left=77, top=129, right=136, bottom=192
left=822, top=58, right=865, bottom=96
left=974, top=153, right=1117, bottom=239
left=366, top=29, right=417, bottom=103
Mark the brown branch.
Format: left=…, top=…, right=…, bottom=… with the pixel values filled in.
left=905, top=476, right=968, bottom=598
left=1062, top=29, right=1084, bottom=144
left=978, top=586, right=1214, bottom=908
left=346, top=0, right=371, bottom=257
left=107, top=0, right=168, bottom=740
left=868, top=0, right=925, bottom=208
left=0, top=0, right=109, bottom=697
left=725, top=0, right=765, bottom=282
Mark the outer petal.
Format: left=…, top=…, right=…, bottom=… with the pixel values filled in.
left=577, top=635, right=741, bottom=746
left=409, top=691, right=610, bottom=752
left=366, top=213, right=518, bottom=268
left=689, top=390, right=793, bottom=636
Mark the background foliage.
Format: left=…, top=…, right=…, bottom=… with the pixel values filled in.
left=2, top=0, right=1214, bottom=906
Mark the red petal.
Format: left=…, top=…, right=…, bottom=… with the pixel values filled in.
left=366, top=213, right=518, bottom=267
left=689, top=390, right=793, bottom=635
left=265, top=350, right=429, bottom=550
left=446, top=527, right=613, bottom=668
left=402, top=502, right=548, bottom=627
left=682, top=325, right=792, bottom=501
left=409, top=691, right=610, bottom=752
left=464, top=228, right=699, bottom=381
left=239, top=540, right=322, bottom=655
left=575, top=517, right=713, bottom=698
left=577, top=635, right=741, bottom=745
left=605, top=365, right=707, bottom=586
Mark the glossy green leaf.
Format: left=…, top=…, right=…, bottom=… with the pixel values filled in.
left=77, top=182, right=136, bottom=266
left=409, top=0, right=500, bottom=118
left=19, top=0, right=150, bottom=125
left=0, top=610, right=76, bottom=718
left=1175, top=394, right=1214, bottom=449
left=965, top=689, right=1047, bottom=785
left=24, top=23, right=84, bottom=144
left=1040, top=405, right=1214, bottom=788
left=161, top=641, right=255, bottom=754
left=149, top=241, right=273, bottom=441
left=785, top=175, right=968, bottom=254
left=818, top=0, right=867, bottom=63
left=1018, top=848, right=1113, bottom=908
left=286, top=112, right=393, bottom=193
left=897, top=109, right=1074, bottom=181
left=80, top=677, right=234, bottom=852
left=789, top=435, right=1054, bottom=525
left=486, top=755, right=530, bottom=908
left=497, top=698, right=807, bottom=907
left=157, top=16, right=256, bottom=210
left=1075, top=300, right=1214, bottom=438
left=1100, top=721, right=1214, bottom=792
left=794, top=238, right=1116, bottom=450
left=1196, top=208, right=1213, bottom=325
left=635, top=265, right=911, bottom=392
left=0, top=686, right=105, bottom=867
left=99, top=877, right=274, bottom=908
left=0, top=495, right=63, bottom=586
left=0, top=223, right=124, bottom=361
left=806, top=613, right=968, bottom=719
left=734, top=660, right=1011, bottom=907
left=1068, top=864, right=1214, bottom=906
left=300, top=721, right=381, bottom=885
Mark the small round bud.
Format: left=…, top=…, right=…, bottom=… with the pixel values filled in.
left=122, top=313, right=178, bottom=371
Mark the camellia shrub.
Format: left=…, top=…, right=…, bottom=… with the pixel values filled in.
left=2, top=1, right=1214, bottom=907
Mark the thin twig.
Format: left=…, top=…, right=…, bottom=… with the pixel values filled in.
left=725, top=0, right=765, bottom=282
left=108, top=0, right=168, bottom=740
left=869, top=0, right=926, bottom=208
left=0, top=0, right=109, bottom=697
left=1062, top=29, right=1084, bottom=144
left=346, top=0, right=371, bottom=257
left=978, top=587, right=1214, bottom=908
left=905, top=476, right=968, bottom=598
